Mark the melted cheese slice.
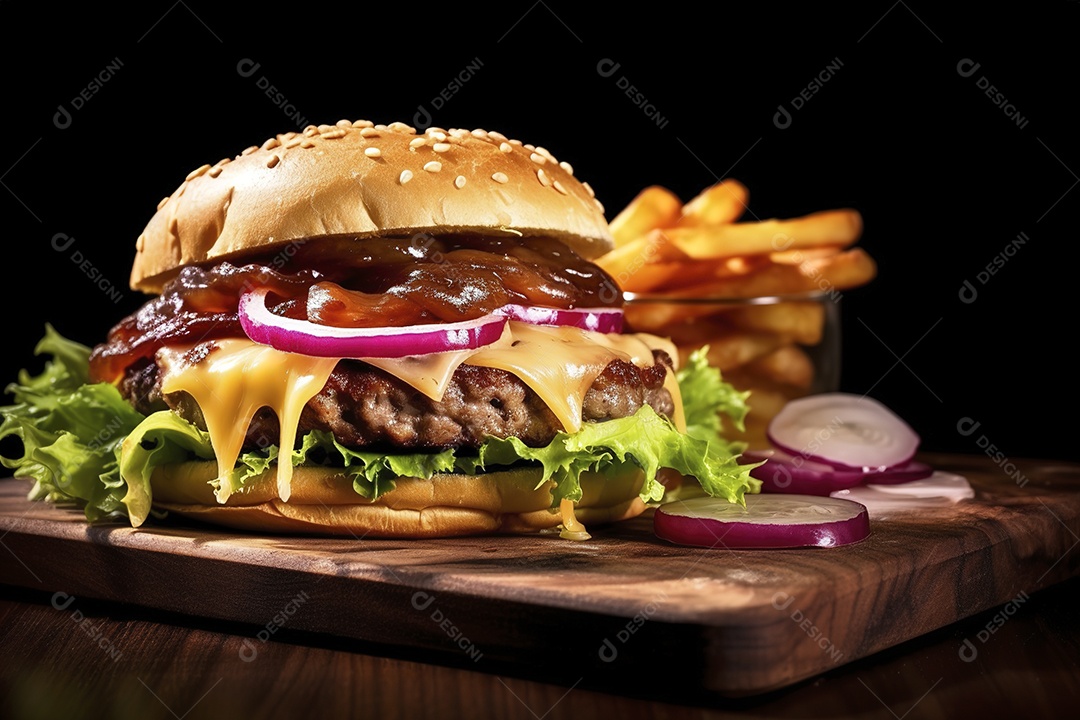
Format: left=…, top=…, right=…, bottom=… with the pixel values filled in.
left=158, top=341, right=338, bottom=503
left=362, top=325, right=513, bottom=401
left=156, top=322, right=685, bottom=503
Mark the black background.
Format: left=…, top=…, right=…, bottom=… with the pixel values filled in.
left=1, top=2, right=1076, bottom=462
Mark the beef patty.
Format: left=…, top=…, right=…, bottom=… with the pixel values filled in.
left=121, top=350, right=676, bottom=452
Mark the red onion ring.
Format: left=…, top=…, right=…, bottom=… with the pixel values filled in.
left=495, top=304, right=623, bottom=333
left=654, top=494, right=870, bottom=549
left=767, top=393, right=920, bottom=472
left=238, top=289, right=508, bottom=358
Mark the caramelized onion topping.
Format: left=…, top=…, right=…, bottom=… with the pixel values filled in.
left=89, top=235, right=620, bottom=383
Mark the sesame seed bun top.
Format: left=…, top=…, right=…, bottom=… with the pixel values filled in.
left=130, top=119, right=613, bottom=293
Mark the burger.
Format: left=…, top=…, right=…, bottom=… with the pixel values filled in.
left=1, top=119, right=757, bottom=538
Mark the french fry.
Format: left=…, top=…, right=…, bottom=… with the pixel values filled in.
left=742, top=344, right=816, bottom=390
left=615, top=263, right=686, bottom=293
left=662, top=209, right=863, bottom=260
left=723, top=301, right=826, bottom=345
left=659, top=317, right=735, bottom=346
left=654, top=248, right=877, bottom=299
left=608, top=186, right=683, bottom=247
left=625, top=255, right=773, bottom=291
left=681, top=179, right=749, bottom=226
left=594, top=230, right=691, bottom=287
left=769, top=246, right=841, bottom=265
left=676, top=333, right=785, bottom=373
left=624, top=300, right=721, bottom=332
left=603, top=179, right=878, bottom=445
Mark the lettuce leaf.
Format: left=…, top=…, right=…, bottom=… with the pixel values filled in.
left=678, top=345, right=751, bottom=447
left=2, top=328, right=759, bottom=527
left=0, top=326, right=143, bottom=521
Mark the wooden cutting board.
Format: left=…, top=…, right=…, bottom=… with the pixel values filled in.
left=1, top=453, right=1078, bottom=696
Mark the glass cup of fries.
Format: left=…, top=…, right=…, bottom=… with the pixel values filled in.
left=600, top=179, right=878, bottom=449
left=624, top=289, right=841, bottom=449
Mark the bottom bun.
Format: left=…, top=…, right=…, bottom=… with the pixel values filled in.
left=150, top=462, right=648, bottom=537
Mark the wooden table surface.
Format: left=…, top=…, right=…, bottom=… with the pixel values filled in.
left=2, top=578, right=1079, bottom=720
left=2, top=453, right=1079, bottom=719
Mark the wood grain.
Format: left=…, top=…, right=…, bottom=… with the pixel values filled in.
left=1, top=453, right=1078, bottom=696
left=4, top=578, right=1080, bottom=720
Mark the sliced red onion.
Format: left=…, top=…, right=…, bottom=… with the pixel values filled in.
left=861, top=460, right=935, bottom=485
left=831, top=471, right=974, bottom=513
left=742, top=448, right=872, bottom=494
left=767, top=393, right=920, bottom=472
left=741, top=449, right=935, bottom=494
left=495, top=304, right=623, bottom=333
left=654, top=494, right=870, bottom=549
left=239, top=289, right=507, bottom=358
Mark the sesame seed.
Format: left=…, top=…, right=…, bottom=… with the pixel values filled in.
left=536, top=146, right=555, bottom=160
left=530, top=152, right=546, bottom=165
left=317, top=124, right=335, bottom=134
left=432, top=142, right=451, bottom=153
left=374, top=124, right=389, bottom=132
left=388, top=121, right=416, bottom=134
left=241, top=145, right=259, bottom=156
left=352, top=119, right=374, bottom=128
left=365, top=147, right=382, bottom=158
left=156, top=197, right=170, bottom=210
left=262, top=138, right=281, bottom=151
left=322, top=128, right=347, bottom=139
left=266, top=155, right=281, bottom=169
left=509, top=139, right=523, bottom=146
left=137, top=234, right=145, bottom=251
left=336, top=119, right=352, bottom=128
left=471, top=128, right=489, bottom=139
left=302, top=125, right=319, bottom=137
left=559, top=161, right=574, bottom=175
left=208, top=166, right=223, bottom=178
left=301, top=139, right=315, bottom=148
left=492, top=172, right=509, bottom=184
left=499, top=142, right=513, bottom=153
left=455, top=175, right=467, bottom=189
left=553, top=179, right=569, bottom=195
left=285, top=137, right=302, bottom=149
left=359, top=127, right=379, bottom=138
left=536, top=168, right=551, bottom=187
left=409, top=137, right=427, bottom=149
left=399, top=169, right=414, bottom=184
left=449, top=128, right=470, bottom=139
left=582, top=181, right=595, bottom=198
left=524, top=143, right=536, bottom=151
left=186, top=164, right=211, bottom=181
left=594, top=198, right=605, bottom=213
left=424, top=161, right=443, bottom=173
left=488, top=130, right=507, bottom=142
